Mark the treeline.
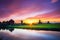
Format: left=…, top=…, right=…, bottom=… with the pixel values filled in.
left=0, top=19, right=60, bottom=32
left=0, top=19, right=51, bottom=28
left=0, top=19, right=51, bottom=29
left=0, top=19, right=14, bottom=28
left=0, top=19, right=14, bottom=32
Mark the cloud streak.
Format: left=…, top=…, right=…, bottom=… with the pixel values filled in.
left=0, top=0, right=60, bottom=21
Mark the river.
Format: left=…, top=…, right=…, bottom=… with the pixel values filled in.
left=0, top=29, right=60, bottom=40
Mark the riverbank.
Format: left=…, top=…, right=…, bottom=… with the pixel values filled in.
left=7, top=24, right=60, bottom=31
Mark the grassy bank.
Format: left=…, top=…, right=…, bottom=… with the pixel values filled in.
left=8, top=24, right=60, bottom=29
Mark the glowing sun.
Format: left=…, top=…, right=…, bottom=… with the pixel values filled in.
left=23, top=19, right=39, bottom=24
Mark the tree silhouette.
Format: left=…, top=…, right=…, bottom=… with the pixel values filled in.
left=0, top=22, right=1, bottom=26
left=20, top=20, right=24, bottom=25
left=6, top=21, right=9, bottom=25
left=1, top=21, right=7, bottom=30
left=0, top=22, right=1, bottom=23
left=47, top=21, right=50, bottom=24
left=38, top=20, right=42, bottom=24
left=0, top=22, right=2, bottom=29
left=8, top=19, right=14, bottom=25
left=0, top=19, right=15, bottom=30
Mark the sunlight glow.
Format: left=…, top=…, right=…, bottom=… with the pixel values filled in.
left=23, top=19, right=39, bottom=24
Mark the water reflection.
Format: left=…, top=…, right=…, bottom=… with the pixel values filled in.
left=0, top=29, right=60, bottom=40
left=8, top=28, right=14, bottom=32
left=0, top=28, right=14, bottom=32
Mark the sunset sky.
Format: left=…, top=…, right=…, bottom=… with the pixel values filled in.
left=0, top=0, right=60, bottom=23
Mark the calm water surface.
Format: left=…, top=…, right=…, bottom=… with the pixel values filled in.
left=0, top=29, right=60, bottom=40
